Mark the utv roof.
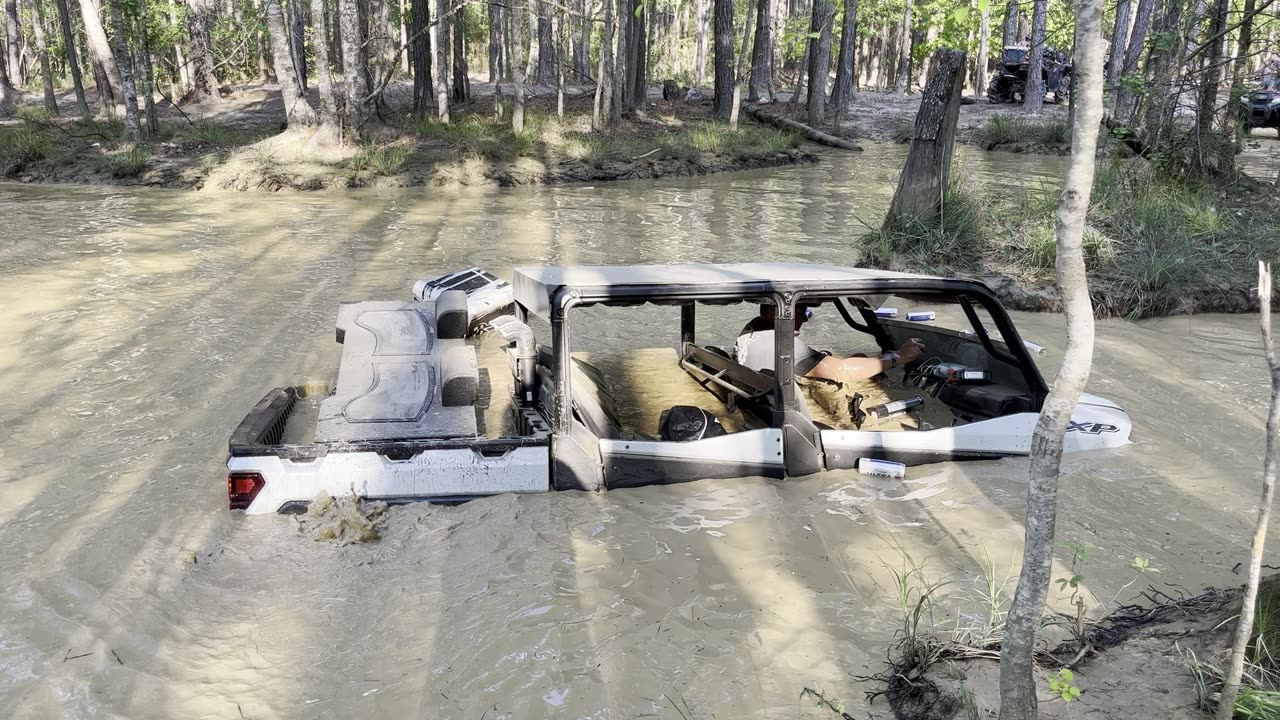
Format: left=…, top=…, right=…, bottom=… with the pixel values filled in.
left=513, top=263, right=953, bottom=321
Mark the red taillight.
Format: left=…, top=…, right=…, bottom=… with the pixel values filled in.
left=227, top=472, right=265, bottom=511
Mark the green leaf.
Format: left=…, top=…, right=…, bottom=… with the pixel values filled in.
left=976, top=0, right=990, bottom=11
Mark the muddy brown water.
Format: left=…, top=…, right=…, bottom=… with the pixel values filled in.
left=0, top=145, right=1271, bottom=719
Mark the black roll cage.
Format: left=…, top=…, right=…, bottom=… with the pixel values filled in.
left=528, top=277, right=1051, bottom=438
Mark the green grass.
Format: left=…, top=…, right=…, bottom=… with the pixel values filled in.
left=980, top=114, right=1071, bottom=147
left=864, top=181, right=989, bottom=269
left=100, top=146, right=150, bottom=178
left=865, top=159, right=1272, bottom=318
left=350, top=143, right=414, bottom=174
left=0, top=126, right=54, bottom=172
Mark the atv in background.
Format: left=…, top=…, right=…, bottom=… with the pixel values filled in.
left=1239, top=77, right=1280, bottom=131
left=987, top=46, right=1072, bottom=104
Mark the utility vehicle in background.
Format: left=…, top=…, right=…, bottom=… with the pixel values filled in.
left=225, top=264, right=1132, bottom=514
left=987, top=46, right=1072, bottom=104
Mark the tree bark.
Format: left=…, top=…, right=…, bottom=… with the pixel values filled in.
left=593, top=0, right=615, bottom=127
left=412, top=0, right=432, bottom=116
left=574, top=0, right=589, bottom=79
left=728, top=0, right=755, bottom=128
left=338, top=0, right=370, bottom=129
left=805, top=0, right=833, bottom=125
left=894, top=0, right=912, bottom=93
left=614, top=0, right=629, bottom=110
left=106, top=0, right=140, bottom=138
left=488, top=0, right=502, bottom=81
left=884, top=49, right=965, bottom=226
left=310, top=0, right=339, bottom=126
left=749, top=0, right=774, bottom=101
left=976, top=0, right=990, bottom=97
left=1106, top=0, right=1131, bottom=84
left=136, top=1, right=158, bottom=134
left=53, top=0, right=89, bottom=117
left=30, top=0, right=57, bottom=113
left=1194, top=0, right=1227, bottom=172
left=712, top=0, right=733, bottom=117
left=1216, top=262, right=1280, bottom=720
left=78, top=0, right=121, bottom=100
left=1001, top=0, right=1017, bottom=46
left=996, top=0, right=1104, bottom=716
left=694, top=0, right=708, bottom=85
left=291, top=0, right=307, bottom=89
left=537, top=0, right=554, bottom=82
left=452, top=6, right=469, bottom=101
left=266, top=0, right=317, bottom=126
left=0, top=33, right=15, bottom=115
left=433, top=0, right=449, bottom=119
left=5, top=0, right=22, bottom=87
left=186, top=0, right=221, bottom=99
left=1023, top=0, right=1045, bottom=110
left=512, top=0, right=528, bottom=131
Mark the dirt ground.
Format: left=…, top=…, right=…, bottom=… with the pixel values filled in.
left=1, top=79, right=1075, bottom=191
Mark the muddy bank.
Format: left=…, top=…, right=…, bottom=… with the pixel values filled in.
left=968, top=270, right=1264, bottom=318
left=864, top=580, right=1251, bottom=720
left=0, top=81, right=817, bottom=191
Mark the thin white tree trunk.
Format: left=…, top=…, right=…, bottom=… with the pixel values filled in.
left=996, top=0, right=1105, bottom=715
left=78, top=0, right=121, bottom=99
left=976, top=0, right=989, bottom=97
left=1217, top=262, right=1280, bottom=719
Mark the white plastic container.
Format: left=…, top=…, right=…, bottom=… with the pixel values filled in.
left=906, top=311, right=935, bottom=322
left=875, top=307, right=898, bottom=319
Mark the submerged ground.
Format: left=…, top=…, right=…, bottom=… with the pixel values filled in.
left=0, top=163, right=1273, bottom=718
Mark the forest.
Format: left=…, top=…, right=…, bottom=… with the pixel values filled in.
left=0, top=0, right=1276, bottom=167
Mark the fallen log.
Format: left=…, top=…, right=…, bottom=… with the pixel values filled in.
left=745, top=107, right=863, bottom=151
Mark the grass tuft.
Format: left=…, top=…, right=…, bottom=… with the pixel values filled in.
left=980, top=114, right=1070, bottom=147
left=864, top=181, right=988, bottom=269
left=350, top=143, right=414, bottom=174
left=101, top=146, right=150, bottom=178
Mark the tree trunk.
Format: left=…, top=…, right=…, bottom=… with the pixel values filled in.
left=694, top=0, right=707, bottom=85
left=30, top=0, right=57, bottom=113
left=186, top=0, right=220, bottom=99
left=614, top=0, right=629, bottom=109
left=537, top=0, right=554, bottom=82
left=593, top=0, right=615, bottom=126
left=512, top=0, right=527, bottom=131
left=884, top=49, right=965, bottom=226
left=0, top=33, right=15, bottom=115
left=790, top=37, right=808, bottom=103
left=402, top=0, right=410, bottom=73
left=712, top=0, right=733, bottom=117
left=251, top=0, right=272, bottom=81
left=805, top=0, right=833, bottom=125
left=338, top=0, right=370, bottom=128
left=78, top=0, right=121, bottom=100
left=749, top=0, right=774, bottom=100
left=728, top=0, right=755, bottom=128
left=575, top=0, right=589, bottom=79
left=5, top=0, right=22, bottom=87
left=451, top=6, right=469, bottom=101
left=1113, top=0, right=1155, bottom=119
left=53, top=0, right=89, bottom=117
left=266, top=0, right=317, bottom=126
left=1140, top=0, right=1181, bottom=150
left=291, top=0, right=307, bottom=89
left=1001, top=0, right=1017, bottom=46
left=136, top=1, right=158, bottom=134
left=1216, top=262, right=1280, bottom=720
left=1194, top=0, right=1227, bottom=172
left=1023, top=0, right=1045, bottom=109
left=996, top=0, right=1104, bottom=716
left=106, top=0, right=140, bottom=138
left=412, top=0, right=431, bottom=116
left=308, top=0, right=338, bottom=126
left=1106, top=0, right=1130, bottom=84
left=1227, top=0, right=1258, bottom=157
left=976, top=0, right=990, bottom=97
left=894, top=0, right=912, bottom=93
left=433, top=0, right=448, bottom=119
left=829, top=0, right=855, bottom=111
left=488, top=0, right=501, bottom=81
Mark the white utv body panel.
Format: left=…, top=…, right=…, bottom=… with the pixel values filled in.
left=819, top=392, right=1130, bottom=466
left=229, top=446, right=549, bottom=515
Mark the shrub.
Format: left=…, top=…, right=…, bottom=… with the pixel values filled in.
left=351, top=143, right=413, bottom=174
left=102, top=146, right=149, bottom=178
left=0, top=126, right=54, bottom=173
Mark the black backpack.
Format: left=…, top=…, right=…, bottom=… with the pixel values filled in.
left=658, top=406, right=727, bottom=442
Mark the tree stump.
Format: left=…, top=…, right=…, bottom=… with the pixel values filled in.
left=883, top=48, right=967, bottom=229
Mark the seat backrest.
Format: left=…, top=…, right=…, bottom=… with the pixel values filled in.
left=536, top=346, right=624, bottom=439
